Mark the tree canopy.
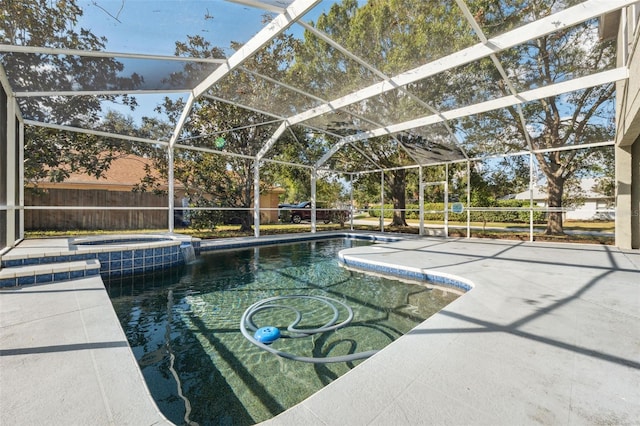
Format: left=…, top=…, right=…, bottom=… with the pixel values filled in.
left=455, top=0, right=616, bottom=234
left=2, top=0, right=141, bottom=183
left=6, top=0, right=618, bottom=233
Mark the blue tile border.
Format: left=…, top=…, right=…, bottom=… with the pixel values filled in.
left=1, top=233, right=415, bottom=288
left=0, top=278, right=15, bottom=288
left=0, top=235, right=199, bottom=286
left=199, top=232, right=403, bottom=253
left=338, top=253, right=473, bottom=292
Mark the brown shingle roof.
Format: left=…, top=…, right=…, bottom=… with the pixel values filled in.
left=36, top=154, right=167, bottom=191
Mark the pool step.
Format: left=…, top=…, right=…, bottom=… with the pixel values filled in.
left=0, top=235, right=202, bottom=287
left=0, top=259, right=101, bottom=288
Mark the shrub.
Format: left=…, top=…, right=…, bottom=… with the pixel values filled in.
left=368, top=200, right=545, bottom=223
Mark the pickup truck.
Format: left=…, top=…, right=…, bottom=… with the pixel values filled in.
left=279, top=201, right=349, bottom=224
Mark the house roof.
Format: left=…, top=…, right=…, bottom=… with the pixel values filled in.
left=36, top=154, right=287, bottom=196
left=36, top=154, right=166, bottom=191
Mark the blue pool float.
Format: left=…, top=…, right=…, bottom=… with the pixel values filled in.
left=254, top=326, right=281, bottom=344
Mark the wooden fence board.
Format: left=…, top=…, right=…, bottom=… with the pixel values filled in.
left=25, top=188, right=170, bottom=230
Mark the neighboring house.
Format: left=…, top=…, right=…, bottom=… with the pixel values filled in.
left=32, top=154, right=172, bottom=192
left=259, top=186, right=285, bottom=223
left=26, top=154, right=284, bottom=230
left=513, top=178, right=614, bottom=220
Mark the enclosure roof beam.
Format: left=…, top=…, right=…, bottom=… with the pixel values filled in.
left=0, top=44, right=226, bottom=63
left=531, top=140, right=614, bottom=154
left=15, top=89, right=189, bottom=97
left=168, top=94, right=195, bottom=149
left=256, top=121, right=289, bottom=161
left=24, top=119, right=169, bottom=147
left=340, top=67, right=629, bottom=145
left=344, top=138, right=615, bottom=172
left=317, top=66, right=625, bottom=168
left=282, top=0, right=636, bottom=129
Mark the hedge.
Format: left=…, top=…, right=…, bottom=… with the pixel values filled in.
left=368, top=200, right=546, bottom=223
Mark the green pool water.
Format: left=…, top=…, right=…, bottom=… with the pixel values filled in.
left=105, top=238, right=461, bottom=426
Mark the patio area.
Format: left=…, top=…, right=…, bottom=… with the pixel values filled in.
left=1, top=234, right=638, bottom=425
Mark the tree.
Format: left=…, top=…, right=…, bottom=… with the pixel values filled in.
left=263, top=130, right=346, bottom=206
left=1, top=0, right=141, bottom=183
left=148, top=27, right=302, bottom=232
left=586, top=146, right=615, bottom=199
left=456, top=0, right=616, bottom=234
left=24, top=110, right=157, bottom=189
left=290, top=0, right=474, bottom=226
left=327, top=139, right=415, bottom=225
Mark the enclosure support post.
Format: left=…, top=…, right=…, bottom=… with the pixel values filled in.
left=254, top=160, right=260, bottom=238
left=466, top=160, right=471, bottom=238
left=18, top=120, right=24, bottom=240
left=5, top=96, right=16, bottom=244
left=380, top=171, right=385, bottom=232
left=529, top=154, right=534, bottom=242
left=419, top=166, right=424, bottom=236
left=167, top=147, right=175, bottom=233
left=349, top=174, right=354, bottom=230
left=311, top=168, right=317, bottom=233
left=444, top=163, right=449, bottom=237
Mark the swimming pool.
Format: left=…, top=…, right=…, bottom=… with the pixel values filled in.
left=105, top=238, right=462, bottom=425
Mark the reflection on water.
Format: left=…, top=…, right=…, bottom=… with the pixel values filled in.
left=105, top=239, right=461, bottom=426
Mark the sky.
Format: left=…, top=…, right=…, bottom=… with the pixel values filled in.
left=75, top=0, right=349, bottom=127
left=76, top=0, right=282, bottom=125
left=78, top=0, right=268, bottom=55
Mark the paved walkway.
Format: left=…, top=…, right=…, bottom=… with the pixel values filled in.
left=1, top=235, right=638, bottom=425
left=0, top=240, right=171, bottom=425
left=265, top=237, right=640, bottom=425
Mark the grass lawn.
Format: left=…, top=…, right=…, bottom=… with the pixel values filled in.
left=24, top=218, right=614, bottom=245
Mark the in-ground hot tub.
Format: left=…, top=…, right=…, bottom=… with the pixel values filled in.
left=69, top=234, right=201, bottom=278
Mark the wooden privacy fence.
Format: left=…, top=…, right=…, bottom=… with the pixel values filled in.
left=25, top=188, right=170, bottom=230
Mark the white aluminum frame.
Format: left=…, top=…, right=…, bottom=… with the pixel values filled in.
left=0, top=0, right=634, bottom=241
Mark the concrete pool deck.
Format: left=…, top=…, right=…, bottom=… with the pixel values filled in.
left=1, top=234, right=639, bottom=425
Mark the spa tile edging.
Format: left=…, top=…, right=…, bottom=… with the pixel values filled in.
left=0, top=235, right=201, bottom=287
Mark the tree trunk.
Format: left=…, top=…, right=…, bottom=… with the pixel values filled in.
left=239, top=177, right=254, bottom=233
left=389, top=170, right=408, bottom=226
left=545, top=175, right=565, bottom=235
left=239, top=211, right=253, bottom=233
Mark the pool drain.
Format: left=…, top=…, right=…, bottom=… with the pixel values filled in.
left=240, top=295, right=378, bottom=363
